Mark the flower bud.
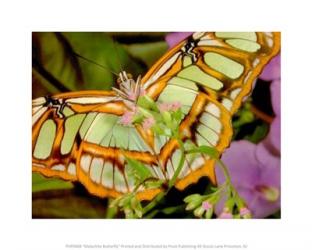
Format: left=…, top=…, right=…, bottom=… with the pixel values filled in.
left=219, top=207, right=233, bottom=219
left=239, top=207, right=252, bottom=219
left=219, top=212, right=233, bottom=219
left=185, top=200, right=201, bottom=211
left=202, top=201, right=213, bottom=211
left=205, top=208, right=213, bottom=219
left=194, top=206, right=205, bottom=218
left=162, top=111, right=172, bottom=127
left=124, top=206, right=135, bottom=219
left=183, top=194, right=202, bottom=203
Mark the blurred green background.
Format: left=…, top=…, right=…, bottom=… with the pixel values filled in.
left=32, top=32, right=168, bottom=98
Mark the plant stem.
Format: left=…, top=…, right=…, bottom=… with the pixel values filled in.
left=250, top=104, right=274, bottom=124
left=216, top=159, right=245, bottom=207
left=169, top=137, right=186, bottom=188
left=216, top=159, right=232, bottom=185
left=142, top=191, right=165, bottom=214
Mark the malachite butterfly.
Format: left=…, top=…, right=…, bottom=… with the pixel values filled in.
left=32, top=32, right=281, bottom=201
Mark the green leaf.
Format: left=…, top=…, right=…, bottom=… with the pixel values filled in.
left=184, top=140, right=197, bottom=151
left=32, top=173, right=73, bottom=192
left=172, top=109, right=183, bottom=122
left=125, top=157, right=153, bottom=183
left=144, top=180, right=164, bottom=189
left=33, top=32, right=82, bottom=92
left=183, top=193, right=202, bottom=203
left=137, top=107, right=154, bottom=118
left=161, top=205, right=185, bottom=215
left=187, top=146, right=220, bottom=159
left=162, top=111, right=172, bottom=127
left=132, top=113, right=145, bottom=124
left=151, top=124, right=166, bottom=135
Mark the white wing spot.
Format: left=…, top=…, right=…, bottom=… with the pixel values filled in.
left=230, top=88, right=242, bottom=100
left=244, top=71, right=252, bottom=84
left=101, top=161, right=113, bottom=189
left=266, top=37, right=273, bottom=48
left=191, top=157, right=205, bottom=171
left=198, top=40, right=223, bottom=47
left=253, top=58, right=260, bottom=67
left=32, top=97, right=46, bottom=106
left=152, top=166, right=166, bottom=180
left=144, top=52, right=181, bottom=88
left=166, top=160, right=175, bottom=180
left=33, top=162, right=45, bottom=168
left=114, top=168, right=127, bottom=193
left=90, top=157, right=104, bottom=184
left=32, top=107, right=48, bottom=126
left=67, top=163, right=76, bottom=176
left=80, top=154, right=92, bottom=173
left=51, top=164, right=65, bottom=171
left=264, top=32, right=273, bottom=38
left=178, top=163, right=191, bottom=179
left=193, top=32, right=205, bottom=39
left=66, top=96, right=118, bottom=105
left=222, top=98, right=233, bottom=111
left=205, top=103, right=220, bottom=118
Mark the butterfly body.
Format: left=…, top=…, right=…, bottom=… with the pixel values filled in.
left=32, top=32, right=280, bottom=200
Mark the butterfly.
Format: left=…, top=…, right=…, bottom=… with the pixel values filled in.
left=32, top=32, right=280, bottom=201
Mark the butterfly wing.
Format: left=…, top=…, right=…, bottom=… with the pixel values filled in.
left=143, top=32, right=280, bottom=113
left=33, top=88, right=178, bottom=200
left=141, top=32, right=280, bottom=190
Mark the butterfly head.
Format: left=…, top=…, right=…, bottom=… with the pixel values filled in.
left=113, top=71, right=146, bottom=108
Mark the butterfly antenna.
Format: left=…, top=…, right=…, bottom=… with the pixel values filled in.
left=73, top=52, right=119, bottom=76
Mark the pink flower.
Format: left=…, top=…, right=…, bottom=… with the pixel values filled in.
left=219, top=212, right=233, bottom=219
left=216, top=140, right=280, bottom=218
left=171, top=101, right=182, bottom=111
left=120, top=111, right=135, bottom=126
left=202, top=201, right=213, bottom=211
left=158, top=103, right=171, bottom=112
left=158, top=101, right=182, bottom=112
left=142, top=117, right=155, bottom=130
left=127, top=92, right=137, bottom=101
left=215, top=53, right=281, bottom=218
left=260, top=54, right=280, bottom=81
left=126, top=87, right=146, bottom=101
left=240, top=207, right=251, bottom=216
left=165, top=32, right=193, bottom=48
